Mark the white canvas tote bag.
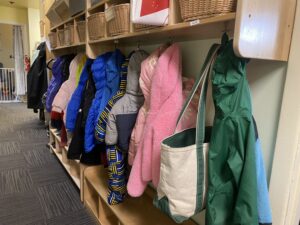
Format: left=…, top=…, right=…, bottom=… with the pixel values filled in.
left=154, top=44, right=220, bottom=223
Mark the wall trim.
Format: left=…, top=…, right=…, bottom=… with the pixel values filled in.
left=269, top=1, right=300, bottom=224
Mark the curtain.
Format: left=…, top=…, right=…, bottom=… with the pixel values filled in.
left=13, top=25, right=26, bottom=96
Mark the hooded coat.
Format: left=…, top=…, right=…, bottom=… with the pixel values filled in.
left=128, top=47, right=166, bottom=165
left=45, top=55, right=74, bottom=112
left=27, top=42, right=48, bottom=110
left=52, top=53, right=87, bottom=123
left=105, top=50, right=149, bottom=151
left=206, top=38, right=258, bottom=225
left=67, top=62, right=104, bottom=165
left=45, top=57, right=64, bottom=112
left=84, top=49, right=125, bottom=152
left=94, top=55, right=130, bottom=144
left=99, top=50, right=148, bottom=205
left=66, top=59, right=94, bottom=132
left=127, top=44, right=183, bottom=197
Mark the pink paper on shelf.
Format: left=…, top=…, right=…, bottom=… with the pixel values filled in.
left=140, top=0, right=169, bottom=16
left=131, top=0, right=169, bottom=26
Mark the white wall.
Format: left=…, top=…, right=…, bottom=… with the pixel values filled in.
left=0, top=5, right=30, bottom=60
left=0, top=23, right=14, bottom=68
left=269, top=1, right=300, bottom=224
left=27, top=8, right=41, bottom=60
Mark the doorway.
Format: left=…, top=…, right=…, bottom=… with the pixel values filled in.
left=0, top=23, right=26, bottom=102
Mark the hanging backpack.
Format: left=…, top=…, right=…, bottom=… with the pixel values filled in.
left=154, top=44, right=220, bottom=223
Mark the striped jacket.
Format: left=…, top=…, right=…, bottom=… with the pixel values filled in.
left=94, top=58, right=129, bottom=143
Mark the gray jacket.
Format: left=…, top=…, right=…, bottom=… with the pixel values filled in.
left=105, top=50, right=149, bottom=152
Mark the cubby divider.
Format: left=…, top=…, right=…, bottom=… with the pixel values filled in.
left=83, top=166, right=197, bottom=225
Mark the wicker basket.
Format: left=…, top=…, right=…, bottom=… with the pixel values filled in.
left=48, top=32, right=57, bottom=48
left=64, top=25, right=74, bottom=46
left=57, top=29, right=65, bottom=46
left=87, top=12, right=106, bottom=40
left=178, top=0, right=237, bottom=21
left=107, top=4, right=130, bottom=36
left=76, top=21, right=86, bottom=42
left=134, top=23, right=158, bottom=31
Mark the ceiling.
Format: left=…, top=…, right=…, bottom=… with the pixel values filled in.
left=0, top=0, right=39, bottom=9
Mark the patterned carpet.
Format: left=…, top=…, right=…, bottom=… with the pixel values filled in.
left=0, top=103, right=98, bottom=225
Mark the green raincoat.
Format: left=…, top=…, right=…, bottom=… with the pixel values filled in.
left=206, top=37, right=258, bottom=225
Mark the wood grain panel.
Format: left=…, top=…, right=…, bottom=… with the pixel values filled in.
left=233, top=0, right=296, bottom=61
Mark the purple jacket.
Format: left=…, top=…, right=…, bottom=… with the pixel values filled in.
left=45, top=57, right=64, bottom=112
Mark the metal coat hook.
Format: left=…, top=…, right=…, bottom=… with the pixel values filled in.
left=221, top=21, right=231, bottom=35
left=167, top=37, right=174, bottom=46
left=114, top=40, right=119, bottom=49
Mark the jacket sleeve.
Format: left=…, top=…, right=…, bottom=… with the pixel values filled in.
left=66, top=87, right=83, bottom=131
left=127, top=139, right=148, bottom=197
left=107, top=145, right=127, bottom=204
left=52, top=81, right=70, bottom=113
left=94, top=108, right=108, bottom=144
left=116, top=113, right=139, bottom=152
left=84, top=99, right=97, bottom=152
left=128, top=128, right=136, bottom=166
left=128, top=108, right=146, bottom=165
left=105, top=107, right=118, bottom=145
left=255, top=139, right=272, bottom=224
left=45, top=79, right=55, bottom=112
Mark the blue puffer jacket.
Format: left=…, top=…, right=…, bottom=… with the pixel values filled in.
left=45, top=57, right=64, bottom=112
left=84, top=49, right=125, bottom=152
left=66, top=59, right=93, bottom=131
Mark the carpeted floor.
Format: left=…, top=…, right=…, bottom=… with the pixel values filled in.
left=0, top=103, right=98, bottom=225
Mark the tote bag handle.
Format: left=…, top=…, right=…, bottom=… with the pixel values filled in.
left=175, top=44, right=220, bottom=144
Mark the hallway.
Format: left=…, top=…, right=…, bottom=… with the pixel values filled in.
left=0, top=103, right=97, bottom=225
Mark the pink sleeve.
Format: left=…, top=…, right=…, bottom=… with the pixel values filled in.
left=127, top=141, right=148, bottom=197
left=128, top=107, right=146, bottom=165
left=128, top=128, right=136, bottom=166
left=52, top=81, right=70, bottom=113
left=150, top=110, right=180, bottom=187
left=141, top=124, right=154, bottom=182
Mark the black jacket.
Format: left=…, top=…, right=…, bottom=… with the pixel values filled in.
left=27, top=42, right=48, bottom=110
left=68, top=65, right=105, bottom=165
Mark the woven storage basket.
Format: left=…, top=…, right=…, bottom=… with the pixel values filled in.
left=107, top=4, right=130, bottom=36
left=87, top=12, right=106, bottom=40
left=76, top=21, right=86, bottom=42
left=48, top=32, right=57, bottom=48
left=64, top=25, right=74, bottom=45
left=57, top=29, right=65, bottom=46
left=179, top=0, right=237, bottom=21
left=134, top=23, right=157, bottom=31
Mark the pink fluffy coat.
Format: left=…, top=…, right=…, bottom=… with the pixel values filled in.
left=52, top=53, right=86, bottom=123
left=127, top=44, right=183, bottom=197
left=128, top=46, right=166, bottom=166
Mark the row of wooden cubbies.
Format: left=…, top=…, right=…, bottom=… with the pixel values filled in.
left=49, top=127, right=197, bottom=225
left=45, top=0, right=295, bottom=224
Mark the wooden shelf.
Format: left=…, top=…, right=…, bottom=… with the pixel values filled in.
left=83, top=166, right=196, bottom=225
left=49, top=129, right=80, bottom=189
left=52, top=42, right=86, bottom=51
left=50, top=11, right=86, bottom=32
left=53, top=147, right=81, bottom=188
left=46, top=0, right=297, bottom=60
left=88, top=13, right=235, bottom=46
left=88, top=0, right=107, bottom=13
